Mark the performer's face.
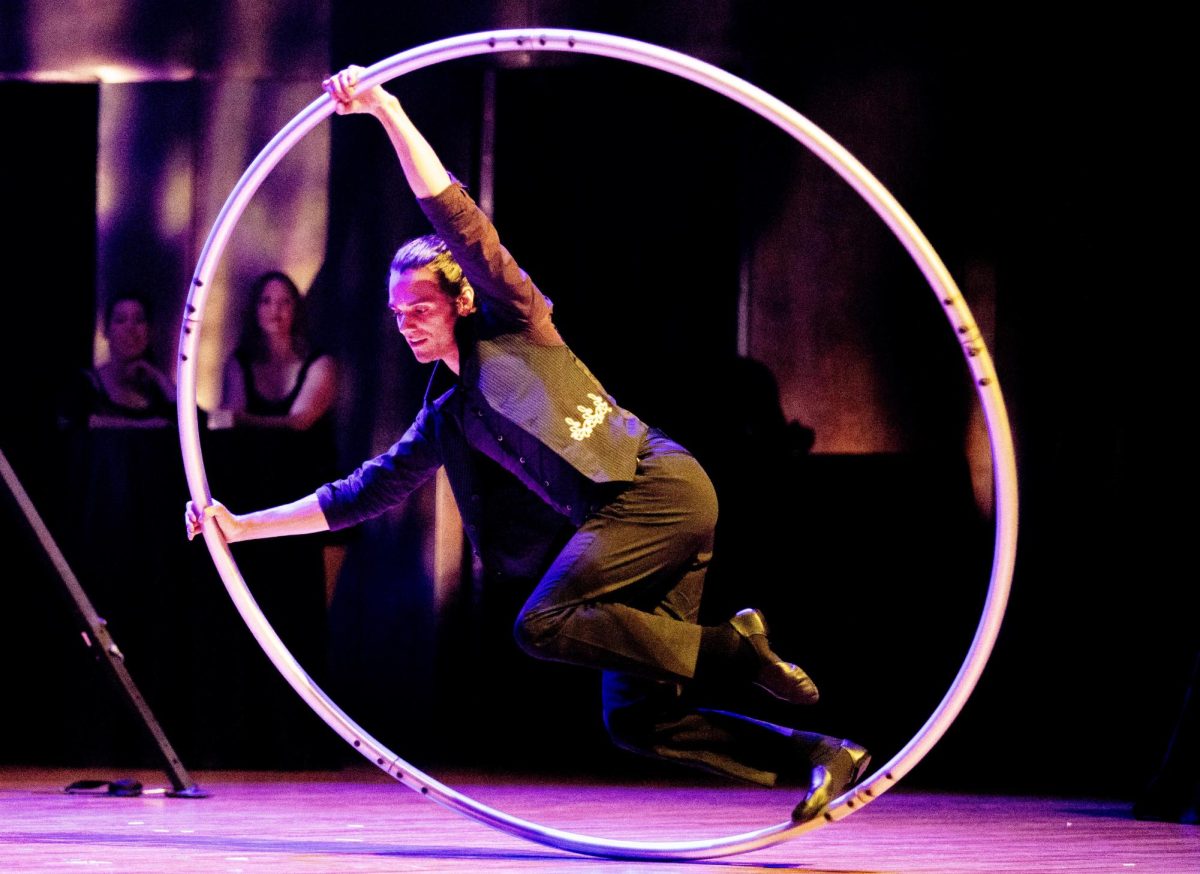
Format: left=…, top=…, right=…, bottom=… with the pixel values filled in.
left=388, top=266, right=460, bottom=369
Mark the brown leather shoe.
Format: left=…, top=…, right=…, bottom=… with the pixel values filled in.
left=791, top=739, right=872, bottom=821
left=728, top=608, right=820, bottom=705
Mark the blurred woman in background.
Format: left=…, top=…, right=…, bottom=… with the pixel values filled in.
left=68, top=293, right=176, bottom=429
left=219, top=270, right=336, bottom=434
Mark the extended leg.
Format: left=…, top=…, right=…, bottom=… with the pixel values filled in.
left=603, top=668, right=869, bottom=805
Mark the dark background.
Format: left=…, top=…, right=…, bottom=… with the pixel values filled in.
left=0, top=3, right=1186, bottom=802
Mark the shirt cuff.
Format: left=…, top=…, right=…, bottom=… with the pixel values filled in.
left=316, top=483, right=354, bottom=531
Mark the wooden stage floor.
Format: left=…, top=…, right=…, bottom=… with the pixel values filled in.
left=1, top=766, right=1196, bottom=872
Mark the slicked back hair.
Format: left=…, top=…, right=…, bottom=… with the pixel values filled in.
left=390, top=235, right=472, bottom=301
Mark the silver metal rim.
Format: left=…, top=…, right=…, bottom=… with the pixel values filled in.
left=176, top=28, right=1018, bottom=861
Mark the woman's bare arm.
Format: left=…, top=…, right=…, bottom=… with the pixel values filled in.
left=231, top=355, right=337, bottom=431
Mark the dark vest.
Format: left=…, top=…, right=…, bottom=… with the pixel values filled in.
left=463, top=332, right=647, bottom=484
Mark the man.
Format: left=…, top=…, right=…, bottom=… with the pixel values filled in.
left=186, top=66, right=869, bottom=820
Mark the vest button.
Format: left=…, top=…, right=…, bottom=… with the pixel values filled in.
left=519, top=457, right=525, bottom=464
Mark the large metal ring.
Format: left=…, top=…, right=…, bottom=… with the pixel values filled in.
left=176, top=28, right=1018, bottom=861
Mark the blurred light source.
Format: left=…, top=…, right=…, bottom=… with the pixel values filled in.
left=12, top=64, right=194, bottom=84
left=158, top=147, right=193, bottom=239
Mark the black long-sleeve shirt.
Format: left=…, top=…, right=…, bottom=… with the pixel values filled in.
left=317, top=183, right=646, bottom=571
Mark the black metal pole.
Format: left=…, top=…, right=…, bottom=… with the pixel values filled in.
left=0, top=446, right=207, bottom=798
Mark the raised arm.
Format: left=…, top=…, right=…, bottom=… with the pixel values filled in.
left=130, top=360, right=177, bottom=405
left=324, top=66, right=556, bottom=334
left=323, top=66, right=451, bottom=200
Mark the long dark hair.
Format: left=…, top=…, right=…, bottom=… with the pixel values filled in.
left=234, top=271, right=311, bottom=361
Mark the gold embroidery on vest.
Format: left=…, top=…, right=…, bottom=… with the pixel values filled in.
left=565, top=393, right=612, bottom=441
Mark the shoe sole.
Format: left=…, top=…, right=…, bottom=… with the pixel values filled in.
left=791, top=744, right=872, bottom=822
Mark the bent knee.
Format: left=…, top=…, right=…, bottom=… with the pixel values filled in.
left=678, top=461, right=719, bottom=537
left=512, top=608, right=565, bottom=660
